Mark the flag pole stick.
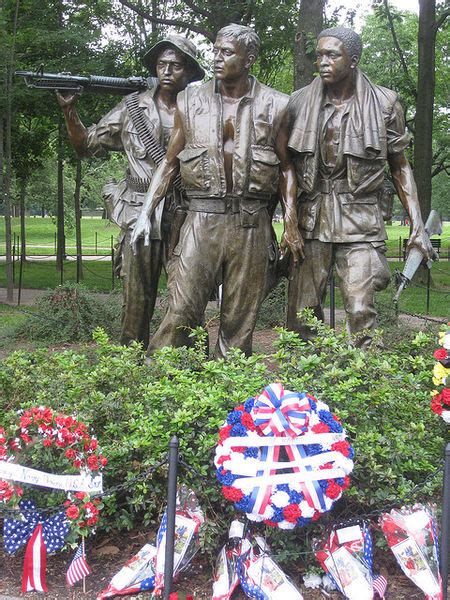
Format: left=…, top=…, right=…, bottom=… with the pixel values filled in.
left=82, top=537, right=86, bottom=594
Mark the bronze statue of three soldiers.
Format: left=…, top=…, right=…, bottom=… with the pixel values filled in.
left=60, top=24, right=434, bottom=355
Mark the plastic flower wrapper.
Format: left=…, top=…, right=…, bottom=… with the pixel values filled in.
left=380, top=504, right=442, bottom=600
left=153, top=485, right=204, bottom=596
left=212, top=520, right=245, bottom=600
left=97, top=543, right=157, bottom=599
left=314, top=522, right=377, bottom=599
left=237, top=534, right=304, bottom=599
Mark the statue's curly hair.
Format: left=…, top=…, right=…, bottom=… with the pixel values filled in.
left=318, top=27, right=362, bottom=59
left=216, top=23, right=261, bottom=59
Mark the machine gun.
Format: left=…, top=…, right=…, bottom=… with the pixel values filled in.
left=15, top=66, right=158, bottom=95
left=393, top=209, right=442, bottom=303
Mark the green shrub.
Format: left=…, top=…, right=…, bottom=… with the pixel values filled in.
left=0, top=315, right=445, bottom=564
left=15, top=283, right=122, bottom=343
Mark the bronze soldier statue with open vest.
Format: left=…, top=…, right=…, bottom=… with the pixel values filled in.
left=131, top=24, right=303, bottom=358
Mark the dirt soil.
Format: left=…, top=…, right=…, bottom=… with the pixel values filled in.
left=0, top=524, right=436, bottom=599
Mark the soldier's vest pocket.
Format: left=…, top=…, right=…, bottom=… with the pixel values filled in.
left=298, top=194, right=320, bottom=232
left=177, top=146, right=209, bottom=190
left=123, top=128, right=147, bottom=159
left=248, top=145, right=280, bottom=195
left=339, top=193, right=381, bottom=236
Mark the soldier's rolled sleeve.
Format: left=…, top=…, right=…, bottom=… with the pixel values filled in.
left=85, top=99, right=126, bottom=156
left=386, top=99, right=411, bottom=155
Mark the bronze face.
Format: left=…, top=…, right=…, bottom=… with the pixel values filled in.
left=315, top=37, right=355, bottom=87
left=213, top=36, right=250, bottom=81
left=156, top=48, right=190, bottom=93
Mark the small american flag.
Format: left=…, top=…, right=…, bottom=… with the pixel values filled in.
left=66, top=543, right=91, bottom=587
left=373, top=574, right=388, bottom=598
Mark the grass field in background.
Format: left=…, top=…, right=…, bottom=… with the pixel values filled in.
left=1, top=217, right=449, bottom=257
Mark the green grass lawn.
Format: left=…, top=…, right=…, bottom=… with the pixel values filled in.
left=0, top=217, right=119, bottom=255
left=1, top=217, right=449, bottom=257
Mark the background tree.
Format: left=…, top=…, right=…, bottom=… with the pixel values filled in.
left=294, top=0, right=326, bottom=89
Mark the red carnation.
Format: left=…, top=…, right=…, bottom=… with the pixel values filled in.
left=431, top=396, right=443, bottom=415
left=0, top=480, right=9, bottom=490
left=222, top=485, right=244, bottom=502
left=65, top=448, right=76, bottom=459
left=66, top=504, right=80, bottom=520
left=20, top=433, right=31, bottom=444
left=325, top=480, right=341, bottom=499
left=217, top=454, right=230, bottom=465
left=241, top=413, right=256, bottom=430
left=0, top=447, right=7, bottom=459
left=331, top=440, right=351, bottom=457
left=263, top=520, right=277, bottom=528
left=312, top=423, right=330, bottom=433
left=342, top=476, right=351, bottom=490
left=20, top=415, right=32, bottom=428
left=74, top=491, right=86, bottom=501
left=231, top=446, right=246, bottom=453
left=442, top=387, right=450, bottom=405
left=283, top=503, right=302, bottom=523
left=87, top=516, right=98, bottom=526
left=73, top=459, right=82, bottom=469
left=99, top=455, right=108, bottom=467
left=311, top=511, right=321, bottom=521
left=320, top=462, right=333, bottom=470
left=87, top=455, right=99, bottom=470
left=219, top=425, right=233, bottom=443
left=90, top=439, right=98, bottom=451
left=434, top=348, right=447, bottom=361
left=43, top=438, right=53, bottom=447
left=235, top=405, right=245, bottom=412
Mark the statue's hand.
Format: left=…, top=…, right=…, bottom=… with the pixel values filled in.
left=407, top=226, right=438, bottom=262
left=281, top=224, right=305, bottom=266
left=55, top=90, right=78, bottom=109
left=130, top=212, right=151, bottom=254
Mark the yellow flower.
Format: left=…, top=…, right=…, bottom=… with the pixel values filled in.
left=433, top=362, right=449, bottom=386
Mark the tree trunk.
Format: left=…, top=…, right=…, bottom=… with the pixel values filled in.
left=294, top=0, right=326, bottom=90
left=414, top=0, right=436, bottom=220
left=19, top=177, right=26, bottom=261
left=56, top=118, right=66, bottom=271
left=74, top=158, right=83, bottom=280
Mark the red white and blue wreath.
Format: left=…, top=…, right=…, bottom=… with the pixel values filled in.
left=214, top=383, right=354, bottom=529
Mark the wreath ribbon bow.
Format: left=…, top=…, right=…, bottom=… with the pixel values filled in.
left=3, top=499, right=69, bottom=555
left=251, top=384, right=311, bottom=437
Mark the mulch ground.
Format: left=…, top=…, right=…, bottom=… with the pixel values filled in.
left=0, top=524, right=437, bottom=599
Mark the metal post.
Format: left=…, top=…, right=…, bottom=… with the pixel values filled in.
left=12, top=242, right=15, bottom=283
left=18, top=245, right=24, bottom=306
left=111, top=247, right=115, bottom=291
left=163, top=436, right=179, bottom=600
left=110, top=235, right=114, bottom=251
left=442, top=443, right=450, bottom=600
left=60, top=257, right=64, bottom=286
left=329, top=267, right=335, bottom=329
left=426, top=268, right=431, bottom=315
left=398, top=236, right=402, bottom=261
left=95, top=231, right=98, bottom=254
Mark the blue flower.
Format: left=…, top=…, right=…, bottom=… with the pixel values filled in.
left=347, top=445, right=355, bottom=459
left=318, top=409, right=333, bottom=424
left=244, top=447, right=259, bottom=459
left=227, top=410, right=243, bottom=425
left=230, top=423, right=247, bottom=437
left=235, top=495, right=251, bottom=512
left=306, top=444, right=323, bottom=456
left=270, top=507, right=284, bottom=523
left=328, top=420, right=343, bottom=433
left=336, top=478, right=345, bottom=486
left=216, top=467, right=237, bottom=486
left=297, top=516, right=311, bottom=527
left=244, top=397, right=255, bottom=412
left=318, top=480, right=329, bottom=491
left=309, top=399, right=317, bottom=411
left=276, top=484, right=290, bottom=493
left=289, top=490, right=304, bottom=504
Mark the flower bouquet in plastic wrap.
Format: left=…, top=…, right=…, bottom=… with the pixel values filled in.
left=213, top=521, right=303, bottom=600
left=314, top=521, right=387, bottom=599
left=98, top=485, right=203, bottom=599
left=380, top=504, right=442, bottom=600
left=153, top=485, right=204, bottom=595
left=237, top=534, right=304, bottom=599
